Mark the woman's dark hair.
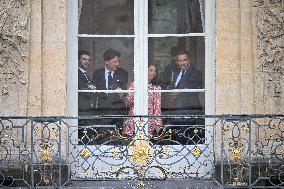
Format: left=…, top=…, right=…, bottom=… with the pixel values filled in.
left=148, top=63, right=160, bottom=85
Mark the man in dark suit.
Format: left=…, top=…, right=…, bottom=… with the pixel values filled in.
left=168, top=49, right=202, bottom=118
left=78, top=51, right=96, bottom=115
left=163, top=50, right=204, bottom=144
left=92, top=49, right=128, bottom=130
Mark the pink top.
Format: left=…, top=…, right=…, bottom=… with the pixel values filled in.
left=123, top=82, right=162, bottom=136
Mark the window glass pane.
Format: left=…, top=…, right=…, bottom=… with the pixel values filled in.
left=78, top=37, right=134, bottom=83
left=149, top=37, right=205, bottom=89
left=78, top=37, right=134, bottom=125
left=148, top=0, right=205, bottom=34
left=162, top=92, right=205, bottom=118
left=79, top=0, right=134, bottom=34
left=161, top=92, right=205, bottom=144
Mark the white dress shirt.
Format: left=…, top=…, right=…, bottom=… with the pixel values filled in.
left=175, top=67, right=189, bottom=87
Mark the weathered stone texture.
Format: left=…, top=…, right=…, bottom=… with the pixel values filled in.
left=41, top=0, right=67, bottom=116
left=27, top=0, right=42, bottom=115
left=215, top=0, right=284, bottom=162
left=253, top=0, right=284, bottom=114
left=216, top=0, right=283, bottom=114
left=0, top=0, right=30, bottom=116
left=0, top=0, right=67, bottom=116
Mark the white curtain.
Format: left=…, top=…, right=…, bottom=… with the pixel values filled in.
left=78, top=0, right=82, bottom=22
left=199, top=0, right=205, bottom=32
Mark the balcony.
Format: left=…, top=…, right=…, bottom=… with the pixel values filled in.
left=0, top=115, right=283, bottom=188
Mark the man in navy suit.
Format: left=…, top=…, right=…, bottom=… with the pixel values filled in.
left=92, top=49, right=128, bottom=129
left=170, top=50, right=202, bottom=111
left=163, top=49, right=204, bottom=144
left=165, top=49, right=203, bottom=123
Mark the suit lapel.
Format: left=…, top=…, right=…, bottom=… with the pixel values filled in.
left=173, top=71, right=179, bottom=89
left=99, top=69, right=107, bottom=90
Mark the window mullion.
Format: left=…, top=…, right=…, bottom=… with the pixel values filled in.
left=67, top=0, right=78, bottom=116
left=205, top=0, right=215, bottom=115
left=134, top=0, right=148, bottom=116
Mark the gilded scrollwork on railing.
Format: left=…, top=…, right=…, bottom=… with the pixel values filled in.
left=31, top=120, right=66, bottom=187
left=0, top=118, right=31, bottom=187
left=0, top=116, right=283, bottom=188
left=251, top=117, right=284, bottom=186
left=68, top=116, right=214, bottom=188
left=221, top=117, right=250, bottom=186
left=0, top=0, right=30, bottom=96
left=253, top=0, right=284, bottom=106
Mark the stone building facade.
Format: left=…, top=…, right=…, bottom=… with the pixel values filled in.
left=0, top=0, right=283, bottom=116
left=0, top=1, right=283, bottom=187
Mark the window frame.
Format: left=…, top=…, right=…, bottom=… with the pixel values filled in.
left=67, top=0, right=215, bottom=117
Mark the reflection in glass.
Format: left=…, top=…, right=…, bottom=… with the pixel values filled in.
left=149, top=0, right=205, bottom=34
left=78, top=37, right=134, bottom=135
left=78, top=37, right=134, bottom=82
left=79, top=0, right=134, bottom=34
left=148, top=37, right=205, bottom=89
left=160, top=92, right=205, bottom=145
left=162, top=92, right=204, bottom=120
left=78, top=37, right=134, bottom=136
left=78, top=92, right=97, bottom=116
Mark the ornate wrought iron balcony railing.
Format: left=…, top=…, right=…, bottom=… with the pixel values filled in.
left=0, top=115, right=283, bottom=188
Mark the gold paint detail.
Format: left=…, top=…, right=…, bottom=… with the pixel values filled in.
left=51, top=128, right=59, bottom=137
left=163, top=147, right=170, bottom=158
left=41, top=149, right=53, bottom=161
left=138, top=180, right=145, bottom=187
left=80, top=148, right=91, bottom=158
left=137, top=119, right=145, bottom=127
left=228, top=147, right=243, bottom=162
left=137, top=131, right=144, bottom=139
left=191, top=147, right=202, bottom=157
left=112, top=148, right=118, bottom=158
left=131, top=142, right=150, bottom=163
left=223, top=127, right=230, bottom=133
left=241, top=127, right=249, bottom=134
left=109, top=129, right=113, bottom=135
left=277, top=148, right=284, bottom=157
left=138, top=168, right=145, bottom=174
left=34, top=127, right=40, bottom=136
left=194, top=128, right=199, bottom=134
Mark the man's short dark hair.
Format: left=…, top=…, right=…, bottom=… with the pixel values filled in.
left=79, top=50, right=91, bottom=59
left=176, top=49, right=189, bottom=58
left=103, top=49, right=121, bottom=61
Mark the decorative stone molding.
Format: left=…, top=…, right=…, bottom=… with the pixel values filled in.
left=253, top=1, right=284, bottom=102
left=0, top=0, right=30, bottom=96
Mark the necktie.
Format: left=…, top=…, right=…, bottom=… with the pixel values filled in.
left=181, top=70, right=185, bottom=76
left=108, top=71, right=112, bottom=89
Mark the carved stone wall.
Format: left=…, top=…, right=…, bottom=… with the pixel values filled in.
left=253, top=0, right=284, bottom=113
left=216, top=0, right=283, bottom=114
left=0, top=0, right=30, bottom=115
